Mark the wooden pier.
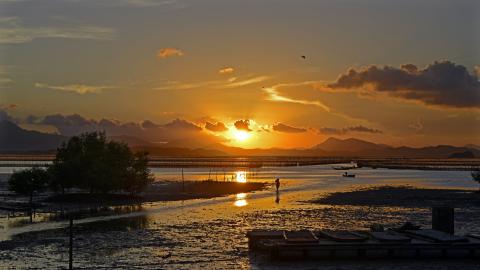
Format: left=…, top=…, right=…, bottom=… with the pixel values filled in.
left=247, top=229, right=480, bottom=260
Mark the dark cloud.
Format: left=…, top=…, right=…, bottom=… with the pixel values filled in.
left=272, top=123, right=307, bottom=133
left=234, top=120, right=252, bottom=131
left=33, top=113, right=212, bottom=147
left=319, top=125, right=382, bottom=135
left=164, top=119, right=202, bottom=131
left=328, top=61, right=480, bottom=108
left=141, top=120, right=159, bottom=129
left=205, top=121, right=228, bottom=132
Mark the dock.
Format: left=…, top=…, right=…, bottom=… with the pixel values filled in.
left=247, top=229, right=480, bottom=260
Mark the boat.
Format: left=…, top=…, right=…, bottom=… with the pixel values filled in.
left=342, top=172, right=355, bottom=178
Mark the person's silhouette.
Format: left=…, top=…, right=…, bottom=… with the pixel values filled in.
left=275, top=178, right=280, bottom=192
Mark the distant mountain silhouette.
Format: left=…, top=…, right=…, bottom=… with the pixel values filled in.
left=109, top=135, right=154, bottom=147
left=448, top=151, right=475, bottom=159
left=0, top=120, right=67, bottom=152
left=1, top=122, right=479, bottom=158
left=312, top=137, right=479, bottom=158
left=465, top=144, right=480, bottom=150
left=313, top=137, right=390, bottom=153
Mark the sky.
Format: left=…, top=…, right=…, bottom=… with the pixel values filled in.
left=0, top=0, right=479, bottom=149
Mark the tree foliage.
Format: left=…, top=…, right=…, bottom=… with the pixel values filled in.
left=46, top=132, right=154, bottom=195
left=8, top=167, right=49, bottom=203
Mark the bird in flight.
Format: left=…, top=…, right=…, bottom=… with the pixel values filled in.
left=301, top=55, right=306, bottom=59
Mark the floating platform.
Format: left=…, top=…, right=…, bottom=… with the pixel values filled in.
left=247, top=229, right=480, bottom=260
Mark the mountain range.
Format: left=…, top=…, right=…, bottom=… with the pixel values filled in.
left=1, top=120, right=479, bottom=158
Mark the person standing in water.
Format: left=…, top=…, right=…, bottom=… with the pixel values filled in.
left=274, top=178, right=280, bottom=204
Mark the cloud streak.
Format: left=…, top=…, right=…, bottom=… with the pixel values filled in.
left=156, top=75, right=269, bottom=90
left=318, top=125, right=383, bottom=135
left=262, top=83, right=330, bottom=112
left=35, top=83, right=113, bottom=94
left=0, top=17, right=115, bottom=44
left=272, top=123, right=307, bottom=133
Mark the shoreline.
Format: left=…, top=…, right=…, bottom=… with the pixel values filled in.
left=0, top=180, right=268, bottom=215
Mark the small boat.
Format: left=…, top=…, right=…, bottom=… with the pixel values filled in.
left=342, top=172, right=355, bottom=178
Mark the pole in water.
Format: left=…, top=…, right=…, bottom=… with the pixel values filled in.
left=69, top=218, right=73, bottom=270
left=181, top=168, right=185, bottom=192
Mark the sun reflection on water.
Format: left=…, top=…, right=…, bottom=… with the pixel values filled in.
left=234, top=193, right=248, bottom=207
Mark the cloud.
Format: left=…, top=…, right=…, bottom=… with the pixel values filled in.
left=0, top=110, right=14, bottom=122
left=234, top=120, right=252, bottom=132
left=68, top=0, right=185, bottom=8
left=262, top=84, right=330, bottom=112
left=0, top=17, right=115, bottom=44
left=218, top=67, right=235, bottom=75
left=35, top=82, right=112, bottom=94
left=0, top=103, right=17, bottom=110
left=156, top=75, right=269, bottom=90
left=327, top=61, right=480, bottom=108
left=0, top=65, right=13, bottom=86
left=163, top=118, right=202, bottom=131
left=157, top=47, right=184, bottom=58
left=474, top=65, right=480, bottom=77
left=272, top=123, right=307, bottom=133
left=408, top=118, right=424, bottom=132
left=205, top=121, right=228, bottom=132
left=225, top=76, right=269, bottom=88
left=318, top=125, right=383, bottom=135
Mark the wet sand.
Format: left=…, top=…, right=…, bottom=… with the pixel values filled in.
left=312, top=186, right=480, bottom=208
left=1, top=166, right=479, bottom=269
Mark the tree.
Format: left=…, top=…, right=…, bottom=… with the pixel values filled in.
left=472, top=171, right=480, bottom=191
left=49, top=131, right=154, bottom=194
left=8, top=167, right=49, bottom=204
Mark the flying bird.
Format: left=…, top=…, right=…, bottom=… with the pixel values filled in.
left=301, top=55, right=306, bottom=59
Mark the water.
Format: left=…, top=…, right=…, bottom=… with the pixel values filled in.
left=0, top=165, right=479, bottom=269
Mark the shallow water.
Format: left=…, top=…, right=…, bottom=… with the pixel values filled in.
left=1, top=165, right=479, bottom=269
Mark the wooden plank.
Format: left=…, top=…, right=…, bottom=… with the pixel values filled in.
left=405, top=229, right=469, bottom=243
left=284, top=230, right=318, bottom=244
left=316, top=230, right=369, bottom=242
left=369, top=231, right=411, bottom=243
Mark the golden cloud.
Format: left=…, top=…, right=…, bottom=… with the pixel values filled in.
left=218, top=67, right=235, bottom=75
left=157, top=47, right=184, bottom=58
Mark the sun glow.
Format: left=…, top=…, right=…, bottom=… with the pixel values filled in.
left=235, top=171, right=247, bottom=183
left=234, top=130, right=250, bottom=141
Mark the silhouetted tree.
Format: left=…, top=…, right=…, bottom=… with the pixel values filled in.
left=8, top=167, right=49, bottom=204
left=472, top=171, right=480, bottom=191
left=49, top=131, right=153, bottom=194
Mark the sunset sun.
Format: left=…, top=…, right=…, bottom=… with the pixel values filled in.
left=234, top=130, right=250, bottom=142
